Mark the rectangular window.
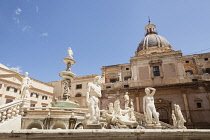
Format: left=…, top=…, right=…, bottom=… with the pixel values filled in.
left=153, top=66, right=160, bottom=76
left=42, top=106, right=46, bottom=110
left=106, top=86, right=111, bottom=89
left=42, top=96, right=48, bottom=100
left=30, top=103, right=35, bottom=110
left=6, top=98, right=13, bottom=104
left=204, top=58, right=208, bottom=61
left=197, top=102, right=202, bottom=108
left=76, top=84, right=82, bottom=89
left=124, top=76, right=131, bottom=81
left=14, top=88, right=18, bottom=93
left=185, top=61, right=189, bottom=63
left=124, top=85, right=129, bottom=88
left=6, top=86, right=10, bottom=91
left=126, top=68, right=129, bottom=70
left=110, top=79, right=117, bottom=83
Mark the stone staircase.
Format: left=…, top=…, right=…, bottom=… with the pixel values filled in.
left=134, top=112, right=175, bottom=129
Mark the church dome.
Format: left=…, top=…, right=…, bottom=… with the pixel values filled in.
left=135, top=22, right=173, bottom=56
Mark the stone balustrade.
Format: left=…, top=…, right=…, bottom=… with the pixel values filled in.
left=0, top=99, right=30, bottom=123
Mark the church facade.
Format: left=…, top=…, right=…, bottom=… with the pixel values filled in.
left=100, top=22, right=210, bottom=128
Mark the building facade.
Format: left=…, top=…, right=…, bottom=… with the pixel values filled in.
left=100, top=22, right=210, bottom=128
left=0, top=64, right=54, bottom=108
left=50, top=74, right=98, bottom=108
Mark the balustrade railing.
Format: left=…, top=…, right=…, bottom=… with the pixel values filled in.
left=0, top=100, right=22, bottom=123
left=0, top=99, right=30, bottom=123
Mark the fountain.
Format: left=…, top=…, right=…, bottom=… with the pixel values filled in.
left=51, top=48, right=79, bottom=108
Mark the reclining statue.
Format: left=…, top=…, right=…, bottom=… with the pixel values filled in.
left=106, top=100, right=138, bottom=128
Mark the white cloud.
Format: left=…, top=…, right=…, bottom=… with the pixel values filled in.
left=15, top=8, right=22, bottom=15
left=36, top=6, right=39, bottom=13
left=10, top=66, right=22, bottom=73
left=22, top=26, right=31, bottom=32
left=40, top=32, right=48, bottom=37
left=12, top=17, right=20, bottom=24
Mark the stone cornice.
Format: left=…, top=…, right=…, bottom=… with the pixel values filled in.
left=130, top=51, right=182, bottom=61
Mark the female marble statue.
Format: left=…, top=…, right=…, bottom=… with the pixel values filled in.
left=172, top=110, right=177, bottom=127
left=86, top=76, right=102, bottom=124
left=143, top=87, right=160, bottom=124
left=68, top=47, right=73, bottom=58
left=20, top=72, right=31, bottom=99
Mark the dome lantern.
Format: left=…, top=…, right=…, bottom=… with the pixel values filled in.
left=135, top=21, right=173, bottom=56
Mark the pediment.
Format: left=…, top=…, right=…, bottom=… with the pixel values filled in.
left=0, top=73, right=23, bottom=83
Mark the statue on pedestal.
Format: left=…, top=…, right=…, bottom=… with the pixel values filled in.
left=20, top=72, right=32, bottom=99
left=86, top=76, right=102, bottom=124
left=106, top=100, right=138, bottom=128
left=124, top=92, right=129, bottom=109
left=174, top=104, right=186, bottom=129
left=68, top=47, right=73, bottom=59
left=143, top=87, right=160, bottom=125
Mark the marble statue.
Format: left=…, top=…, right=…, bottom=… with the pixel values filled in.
left=107, top=103, right=114, bottom=114
left=124, top=92, right=129, bottom=109
left=86, top=76, right=102, bottom=124
left=106, top=100, right=138, bottom=128
left=172, top=110, right=177, bottom=127
left=129, top=99, right=136, bottom=121
left=118, top=72, right=122, bottom=82
left=174, top=104, right=186, bottom=129
left=20, top=72, right=32, bottom=99
left=143, top=87, right=160, bottom=125
left=68, top=47, right=73, bottom=59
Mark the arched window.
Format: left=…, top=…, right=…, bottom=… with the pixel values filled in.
left=157, top=108, right=169, bottom=123
left=185, top=70, right=193, bottom=75
left=75, top=93, right=82, bottom=97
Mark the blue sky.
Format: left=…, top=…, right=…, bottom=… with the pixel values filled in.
left=1, top=0, right=210, bottom=83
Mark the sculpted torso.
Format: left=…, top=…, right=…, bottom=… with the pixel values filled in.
left=88, top=83, right=101, bottom=99
left=145, top=95, right=155, bottom=107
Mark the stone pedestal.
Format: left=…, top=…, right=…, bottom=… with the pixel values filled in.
left=84, top=124, right=102, bottom=129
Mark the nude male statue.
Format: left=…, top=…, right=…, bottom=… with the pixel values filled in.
left=86, top=76, right=102, bottom=124
left=20, top=72, right=32, bottom=99
left=143, top=87, right=159, bottom=124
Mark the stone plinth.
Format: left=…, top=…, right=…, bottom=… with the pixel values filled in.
left=84, top=124, right=102, bottom=129
left=0, top=129, right=210, bottom=140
